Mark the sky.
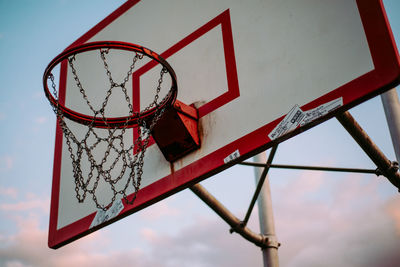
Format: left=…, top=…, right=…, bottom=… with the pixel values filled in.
left=0, top=0, right=400, bottom=266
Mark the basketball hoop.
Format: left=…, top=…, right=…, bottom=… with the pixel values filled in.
left=44, top=41, right=177, bottom=127
left=43, top=41, right=178, bottom=210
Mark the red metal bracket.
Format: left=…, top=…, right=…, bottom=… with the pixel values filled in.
left=150, top=100, right=200, bottom=162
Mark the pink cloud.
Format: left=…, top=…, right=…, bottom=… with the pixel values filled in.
left=385, top=197, right=400, bottom=235
left=282, top=170, right=325, bottom=196
left=135, top=217, right=262, bottom=267
left=0, top=170, right=399, bottom=267
left=140, top=228, right=158, bottom=243
left=34, top=117, right=48, bottom=124
left=271, top=171, right=400, bottom=267
left=0, top=195, right=49, bottom=213
left=0, top=215, right=156, bottom=267
left=0, top=187, right=18, bottom=198
left=138, top=200, right=180, bottom=221
left=0, top=155, right=14, bottom=170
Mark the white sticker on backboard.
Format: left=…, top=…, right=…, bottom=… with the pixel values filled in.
left=300, top=97, right=343, bottom=126
left=90, top=199, right=124, bottom=229
left=268, top=105, right=305, bottom=140
left=224, top=149, right=240, bottom=164
left=268, top=98, right=343, bottom=140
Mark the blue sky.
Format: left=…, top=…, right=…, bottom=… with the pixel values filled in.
left=0, top=0, right=400, bottom=266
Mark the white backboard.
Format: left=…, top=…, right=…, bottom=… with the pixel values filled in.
left=48, top=0, right=400, bottom=248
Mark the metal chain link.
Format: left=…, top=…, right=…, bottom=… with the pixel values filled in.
left=48, top=48, right=167, bottom=211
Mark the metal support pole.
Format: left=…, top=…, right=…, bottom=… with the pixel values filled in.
left=336, top=111, right=400, bottom=190
left=190, top=183, right=272, bottom=249
left=253, top=151, right=280, bottom=267
left=381, top=88, right=400, bottom=163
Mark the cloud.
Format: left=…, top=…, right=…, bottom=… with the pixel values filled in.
left=385, top=197, right=400, bottom=234
left=140, top=228, right=158, bottom=243
left=32, top=91, right=43, bottom=99
left=138, top=200, right=180, bottom=221
left=0, top=171, right=399, bottom=267
left=0, top=187, right=18, bottom=198
left=0, top=155, right=14, bottom=170
left=0, top=195, right=261, bottom=267
left=0, top=195, right=49, bottom=213
left=0, top=193, right=49, bottom=215
left=272, top=172, right=400, bottom=267
left=34, top=117, right=48, bottom=124
left=0, top=214, right=155, bottom=267
left=281, top=169, right=325, bottom=196
left=138, top=218, right=262, bottom=267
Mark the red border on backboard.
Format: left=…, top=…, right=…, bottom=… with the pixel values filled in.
left=132, top=9, right=239, bottom=118
left=132, top=9, right=239, bottom=147
left=49, top=0, right=400, bottom=248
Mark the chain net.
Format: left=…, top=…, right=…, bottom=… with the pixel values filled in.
left=48, top=48, right=168, bottom=211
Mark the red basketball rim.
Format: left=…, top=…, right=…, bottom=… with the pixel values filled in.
left=43, top=41, right=178, bottom=128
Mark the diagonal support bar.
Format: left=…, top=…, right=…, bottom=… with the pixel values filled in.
left=241, top=145, right=278, bottom=227
left=336, top=111, right=400, bottom=190
left=190, top=183, right=274, bottom=249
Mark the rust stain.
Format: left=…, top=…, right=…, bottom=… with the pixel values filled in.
left=192, top=100, right=206, bottom=144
